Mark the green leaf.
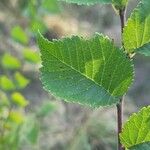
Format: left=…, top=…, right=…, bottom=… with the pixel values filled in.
left=11, top=26, right=29, bottom=45
left=11, top=92, right=29, bottom=107
left=1, top=53, right=21, bottom=70
left=120, top=106, right=150, bottom=149
left=129, top=142, right=150, bottom=150
left=60, top=0, right=128, bottom=7
left=136, top=42, right=150, bottom=56
left=59, top=0, right=112, bottom=5
left=23, top=48, right=40, bottom=63
left=38, top=33, right=134, bottom=108
left=123, top=0, right=150, bottom=54
left=0, top=75, right=15, bottom=91
left=14, top=72, right=30, bottom=89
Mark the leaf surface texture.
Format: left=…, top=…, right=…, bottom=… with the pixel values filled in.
left=123, top=0, right=150, bottom=54
left=60, top=0, right=128, bottom=6
left=38, top=33, right=134, bottom=107
left=120, top=106, right=150, bottom=148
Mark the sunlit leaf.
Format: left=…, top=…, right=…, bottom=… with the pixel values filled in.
left=0, top=75, right=15, bottom=91
left=11, top=92, right=29, bottom=107
left=23, top=48, right=40, bottom=63
left=120, top=106, right=150, bottom=149
left=1, top=53, right=21, bottom=70
left=123, top=0, right=150, bottom=55
left=14, top=72, right=30, bottom=89
left=11, top=26, right=29, bottom=45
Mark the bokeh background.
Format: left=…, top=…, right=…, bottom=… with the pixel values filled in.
left=0, top=0, right=150, bottom=150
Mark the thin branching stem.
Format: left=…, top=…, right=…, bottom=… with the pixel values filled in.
left=117, top=7, right=126, bottom=150
left=117, top=97, right=125, bottom=150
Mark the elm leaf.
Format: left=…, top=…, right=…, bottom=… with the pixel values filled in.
left=120, top=106, right=150, bottom=149
left=38, top=33, right=134, bottom=108
left=123, top=0, right=150, bottom=55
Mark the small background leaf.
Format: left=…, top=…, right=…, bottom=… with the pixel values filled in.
left=1, top=53, right=21, bottom=70
left=0, top=75, right=16, bottom=91
left=11, top=92, right=29, bottom=107
left=23, top=48, right=40, bottom=63
left=14, top=72, right=30, bottom=89
left=11, top=26, right=29, bottom=45
left=123, top=0, right=150, bottom=54
left=120, top=106, right=150, bottom=149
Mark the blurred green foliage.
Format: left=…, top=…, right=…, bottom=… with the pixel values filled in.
left=22, top=0, right=61, bottom=33
left=1, top=53, right=21, bottom=70
left=14, top=72, right=30, bottom=89
left=0, top=47, right=56, bottom=149
left=11, top=92, right=29, bottom=107
left=0, top=0, right=60, bottom=146
left=11, top=26, right=29, bottom=45
left=23, top=48, right=40, bottom=63
left=0, top=75, right=16, bottom=91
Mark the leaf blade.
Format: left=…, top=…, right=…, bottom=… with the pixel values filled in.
left=123, top=0, right=150, bottom=54
left=38, top=33, right=134, bottom=107
left=120, top=106, right=150, bottom=149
